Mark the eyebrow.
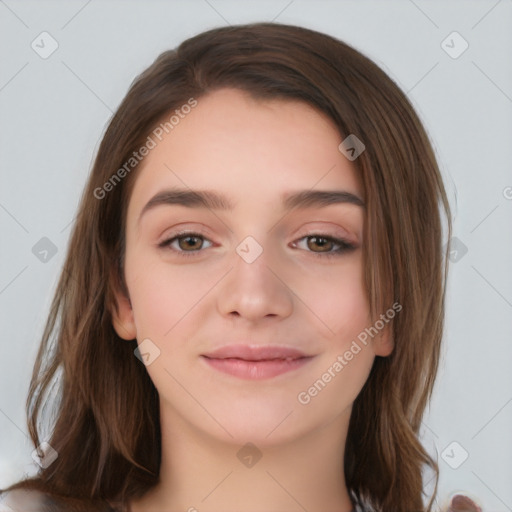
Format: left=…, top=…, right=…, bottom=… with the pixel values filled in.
left=138, top=187, right=365, bottom=224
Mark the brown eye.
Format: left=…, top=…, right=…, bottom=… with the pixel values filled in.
left=293, top=234, right=356, bottom=258
left=177, top=235, right=204, bottom=251
left=158, top=232, right=213, bottom=257
left=306, top=236, right=334, bottom=252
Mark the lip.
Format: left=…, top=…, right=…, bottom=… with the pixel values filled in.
left=201, top=344, right=315, bottom=380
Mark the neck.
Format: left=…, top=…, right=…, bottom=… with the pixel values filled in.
left=131, top=402, right=355, bottom=512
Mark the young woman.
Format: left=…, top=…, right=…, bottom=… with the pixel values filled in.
left=0, top=22, right=482, bottom=512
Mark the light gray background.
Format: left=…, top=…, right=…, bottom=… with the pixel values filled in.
left=1, top=0, right=511, bottom=510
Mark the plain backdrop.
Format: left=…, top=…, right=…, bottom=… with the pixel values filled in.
left=1, top=1, right=511, bottom=510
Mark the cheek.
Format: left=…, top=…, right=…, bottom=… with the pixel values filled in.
left=125, top=256, right=222, bottom=339
left=295, top=267, right=374, bottom=413
left=292, top=258, right=369, bottom=339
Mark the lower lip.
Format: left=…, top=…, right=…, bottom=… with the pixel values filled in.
left=201, top=356, right=313, bottom=380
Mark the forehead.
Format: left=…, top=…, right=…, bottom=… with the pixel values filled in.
left=127, top=88, right=363, bottom=217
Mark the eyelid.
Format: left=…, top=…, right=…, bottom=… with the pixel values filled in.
left=293, top=222, right=358, bottom=246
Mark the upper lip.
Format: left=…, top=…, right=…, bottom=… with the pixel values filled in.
left=202, top=344, right=311, bottom=361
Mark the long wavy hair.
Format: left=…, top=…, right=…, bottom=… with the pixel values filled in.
left=1, top=22, right=451, bottom=512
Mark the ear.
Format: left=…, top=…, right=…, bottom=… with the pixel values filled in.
left=373, top=327, right=394, bottom=357
left=111, top=283, right=137, bottom=341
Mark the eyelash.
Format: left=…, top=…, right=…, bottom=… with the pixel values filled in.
left=158, top=231, right=356, bottom=259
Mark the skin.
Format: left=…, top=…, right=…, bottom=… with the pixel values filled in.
left=112, top=88, right=394, bottom=512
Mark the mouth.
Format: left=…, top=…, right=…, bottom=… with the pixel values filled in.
left=200, top=344, right=315, bottom=380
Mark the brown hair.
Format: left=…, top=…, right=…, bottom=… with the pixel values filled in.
left=1, top=22, right=451, bottom=512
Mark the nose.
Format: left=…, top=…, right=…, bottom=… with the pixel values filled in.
left=216, top=238, right=294, bottom=323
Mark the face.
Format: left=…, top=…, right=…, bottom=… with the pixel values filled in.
left=112, top=88, right=393, bottom=446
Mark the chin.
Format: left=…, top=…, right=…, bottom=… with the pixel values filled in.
left=199, top=398, right=318, bottom=447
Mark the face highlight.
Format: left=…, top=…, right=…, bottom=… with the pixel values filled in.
left=112, top=88, right=393, bottom=446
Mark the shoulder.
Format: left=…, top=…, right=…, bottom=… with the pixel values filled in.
left=0, top=489, right=52, bottom=511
